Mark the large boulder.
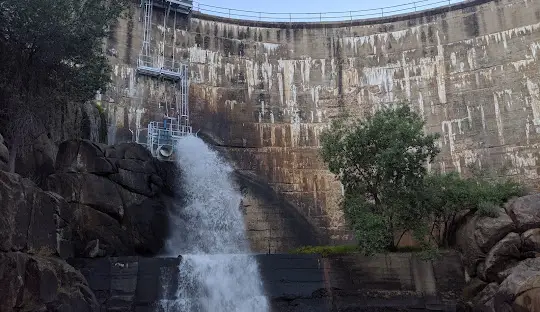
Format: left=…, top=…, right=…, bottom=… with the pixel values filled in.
left=455, top=209, right=515, bottom=277
left=522, top=228, right=540, bottom=253
left=481, top=232, right=522, bottom=283
left=0, top=252, right=98, bottom=312
left=505, top=194, right=540, bottom=232
left=495, top=258, right=540, bottom=307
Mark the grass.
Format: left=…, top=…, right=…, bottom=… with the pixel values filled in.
left=288, top=244, right=427, bottom=257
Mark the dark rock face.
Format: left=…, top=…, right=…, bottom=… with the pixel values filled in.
left=0, top=133, right=8, bottom=171
left=46, top=139, right=178, bottom=258
left=0, top=252, right=99, bottom=312
left=0, top=139, right=179, bottom=312
left=0, top=170, right=68, bottom=257
left=457, top=198, right=540, bottom=311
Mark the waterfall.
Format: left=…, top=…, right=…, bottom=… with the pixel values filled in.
left=161, top=136, right=269, bottom=312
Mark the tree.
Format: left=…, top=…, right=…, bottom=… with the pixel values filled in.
left=320, top=104, right=440, bottom=254
left=0, top=0, right=127, bottom=172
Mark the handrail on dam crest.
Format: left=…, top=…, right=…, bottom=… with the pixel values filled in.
left=192, top=0, right=466, bottom=22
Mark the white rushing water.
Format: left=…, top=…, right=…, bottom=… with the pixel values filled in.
left=161, top=136, right=269, bottom=312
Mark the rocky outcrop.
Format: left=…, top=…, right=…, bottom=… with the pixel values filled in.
left=0, top=169, right=99, bottom=311
left=46, top=139, right=178, bottom=257
left=458, top=194, right=540, bottom=311
left=0, top=138, right=179, bottom=311
left=0, top=252, right=98, bottom=312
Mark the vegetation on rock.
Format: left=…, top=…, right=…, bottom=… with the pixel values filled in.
left=0, top=0, right=127, bottom=172
left=320, top=104, right=525, bottom=256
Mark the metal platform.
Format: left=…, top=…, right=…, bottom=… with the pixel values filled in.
left=136, top=57, right=188, bottom=81
left=137, top=118, right=192, bottom=161
left=153, top=0, right=193, bottom=14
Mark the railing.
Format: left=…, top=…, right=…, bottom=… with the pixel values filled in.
left=192, top=0, right=465, bottom=22
left=137, top=54, right=189, bottom=76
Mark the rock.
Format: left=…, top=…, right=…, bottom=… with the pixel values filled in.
left=55, top=139, right=116, bottom=175
left=470, top=282, right=499, bottom=311
left=0, top=140, right=8, bottom=163
left=495, top=258, right=540, bottom=306
left=456, top=215, right=487, bottom=277
left=0, top=171, right=64, bottom=256
left=455, top=209, right=517, bottom=277
left=0, top=252, right=99, bottom=312
left=83, top=239, right=104, bottom=258
left=115, top=158, right=156, bottom=174
left=522, top=228, right=540, bottom=252
left=47, top=172, right=125, bottom=220
left=462, top=278, right=488, bottom=301
left=154, top=159, right=180, bottom=196
left=505, top=194, right=540, bottom=232
left=482, top=232, right=522, bottom=283
left=70, top=203, right=132, bottom=257
left=474, top=209, right=516, bottom=253
left=105, top=143, right=152, bottom=161
left=513, top=276, right=540, bottom=312
left=109, top=168, right=157, bottom=197
left=123, top=197, right=169, bottom=255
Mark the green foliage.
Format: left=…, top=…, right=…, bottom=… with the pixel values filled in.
left=320, top=104, right=440, bottom=254
left=320, top=104, right=527, bottom=255
left=289, top=245, right=360, bottom=257
left=0, top=0, right=127, bottom=170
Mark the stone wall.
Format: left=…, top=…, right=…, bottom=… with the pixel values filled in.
left=103, top=0, right=540, bottom=245
left=72, top=252, right=464, bottom=311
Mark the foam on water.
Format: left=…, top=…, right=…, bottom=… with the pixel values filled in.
left=161, top=136, right=269, bottom=312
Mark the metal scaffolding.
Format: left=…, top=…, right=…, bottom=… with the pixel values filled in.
left=136, top=0, right=193, bottom=161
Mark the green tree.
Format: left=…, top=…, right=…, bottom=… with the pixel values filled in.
left=0, top=0, right=127, bottom=172
left=320, top=104, right=440, bottom=254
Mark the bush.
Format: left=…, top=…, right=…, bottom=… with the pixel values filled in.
left=319, top=104, right=526, bottom=255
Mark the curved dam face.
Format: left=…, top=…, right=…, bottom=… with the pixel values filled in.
left=104, top=0, right=540, bottom=246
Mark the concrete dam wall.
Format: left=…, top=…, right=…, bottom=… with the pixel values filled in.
left=72, top=252, right=465, bottom=311
left=103, top=0, right=540, bottom=247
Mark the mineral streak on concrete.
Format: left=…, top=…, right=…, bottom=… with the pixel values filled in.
left=103, top=0, right=540, bottom=247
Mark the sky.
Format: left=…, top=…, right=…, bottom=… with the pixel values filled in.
left=192, top=0, right=456, bottom=21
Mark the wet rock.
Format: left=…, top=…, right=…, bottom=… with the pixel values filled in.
left=47, top=172, right=124, bottom=220
left=122, top=197, right=169, bottom=255
left=505, top=194, right=540, bottom=232
left=0, top=252, right=99, bottom=312
left=522, top=228, right=540, bottom=252
left=55, top=139, right=115, bottom=174
left=482, top=232, right=522, bottom=283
